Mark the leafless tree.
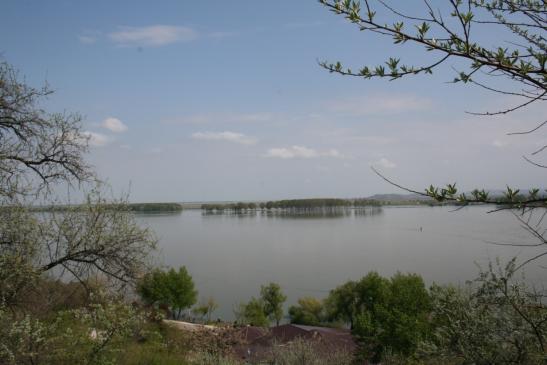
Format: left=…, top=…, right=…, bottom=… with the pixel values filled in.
left=0, top=61, right=156, bottom=309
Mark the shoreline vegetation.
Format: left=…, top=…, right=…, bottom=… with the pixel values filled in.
left=22, top=196, right=435, bottom=213
left=200, top=196, right=441, bottom=212
left=29, top=202, right=184, bottom=213
left=25, top=192, right=537, bottom=214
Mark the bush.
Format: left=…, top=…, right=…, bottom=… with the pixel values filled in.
left=264, top=337, right=354, bottom=365
left=326, top=272, right=431, bottom=362
left=0, top=297, right=147, bottom=365
left=138, top=266, right=198, bottom=319
left=288, top=297, right=325, bottom=326
left=418, top=259, right=547, bottom=364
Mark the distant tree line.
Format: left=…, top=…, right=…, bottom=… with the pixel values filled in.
left=126, top=202, right=183, bottom=213
left=28, top=202, right=184, bottom=213
left=201, top=202, right=258, bottom=212
left=202, top=198, right=381, bottom=212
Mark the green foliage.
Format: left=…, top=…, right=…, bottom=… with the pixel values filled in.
left=137, top=269, right=167, bottom=306
left=127, top=203, right=183, bottom=213
left=115, top=322, right=192, bottom=365
left=233, top=282, right=287, bottom=327
left=31, top=202, right=183, bottom=213
left=418, top=259, right=547, bottom=364
left=418, top=182, right=546, bottom=208
left=319, top=0, right=546, bottom=94
left=326, top=272, right=431, bottom=362
left=260, top=282, right=287, bottom=326
left=288, top=297, right=325, bottom=326
left=388, top=274, right=430, bottom=358
left=138, top=266, right=198, bottom=319
left=0, top=206, right=40, bottom=308
left=235, top=297, right=270, bottom=327
left=325, top=280, right=359, bottom=328
left=203, top=198, right=383, bottom=212
left=0, top=298, right=147, bottom=365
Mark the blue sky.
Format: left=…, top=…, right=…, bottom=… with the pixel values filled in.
left=1, top=0, right=544, bottom=202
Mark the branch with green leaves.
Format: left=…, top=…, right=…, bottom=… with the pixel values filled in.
left=318, top=0, right=546, bottom=114
left=371, top=166, right=547, bottom=209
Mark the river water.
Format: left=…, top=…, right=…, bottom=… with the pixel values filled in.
left=137, top=206, right=546, bottom=320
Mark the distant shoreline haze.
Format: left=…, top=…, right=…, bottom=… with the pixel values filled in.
left=27, top=191, right=546, bottom=212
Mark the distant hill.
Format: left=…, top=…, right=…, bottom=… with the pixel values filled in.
left=364, top=193, right=434, bottom=202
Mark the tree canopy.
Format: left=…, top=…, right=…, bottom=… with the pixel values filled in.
left=288, top=297, right=325, bottom=326
left=326, top=272, right=431, bottom=362
left=137, top=266, right=197, bottom=319
left=260, top=282, right=287, bottom=326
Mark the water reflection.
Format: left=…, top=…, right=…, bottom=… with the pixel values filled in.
left=264, top=208, right=350, bottom=219
left=202, top=207, right=383, bottom=219
left=140, top=206, right=543, bottom=321
left=353, top=206, right=383, bottom=217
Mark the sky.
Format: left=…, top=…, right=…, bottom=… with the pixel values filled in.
left=1, top=0, right=545, bottom=202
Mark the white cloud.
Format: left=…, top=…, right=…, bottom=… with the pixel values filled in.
left=78, top=35, right=97, bottom=44
left=373, top=157, right=397, bottom=169
left=101, top=117, right=128, bottom=133
left=109, top=25, right=198, bottom=47
left=82, top=131, right=111, bottom=147
left=78, top=31, right=101, bottom=44
left=191, top=131, right=257, bottom=145
left=265, top=146, right=343, bottom=159
left=328, top=94, right=432, bottom=116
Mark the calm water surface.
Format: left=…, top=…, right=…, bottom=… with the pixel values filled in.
left=137, top=206, right=545, bottom=320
